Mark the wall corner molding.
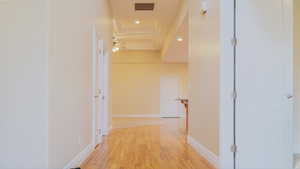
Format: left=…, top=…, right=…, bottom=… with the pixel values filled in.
left=187, top=135, right=219, bottom=169
left=63, top=143, right=93, bottom=169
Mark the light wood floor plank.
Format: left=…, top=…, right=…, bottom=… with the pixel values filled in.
left=81, top=118, right=215, bottom=169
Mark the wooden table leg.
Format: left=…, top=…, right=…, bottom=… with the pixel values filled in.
left=185, top=104, right=188, bottom=133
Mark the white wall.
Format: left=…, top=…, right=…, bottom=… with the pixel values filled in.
left=48, top=0, right=112, bottom=168
left=188, top=0, right=220, bottom=156
left=1, top=0, right=112, bottom=168
left=0, top=0, right=49, bottom=168
left=112, top=50, right=188, bottom=116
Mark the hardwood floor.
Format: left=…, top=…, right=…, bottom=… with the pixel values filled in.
left=81, top=118, right=214, bottom=169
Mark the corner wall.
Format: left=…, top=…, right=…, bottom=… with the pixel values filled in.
left=0, top=0, right=49, bottom=168
left=188, top=0, right=220, bottom=157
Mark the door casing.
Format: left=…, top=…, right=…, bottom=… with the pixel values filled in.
left=219, top=0, right=293, bottom=168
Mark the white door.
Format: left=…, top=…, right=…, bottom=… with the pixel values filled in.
left=93, top=39, right=104, bottom=145
left=92, top=26, right=109, bottom=147
left=160, top=76, right=181, bottom=117
left=235, top=0, right=293, bottom=168
left=100, top=51, right=109, bottom=136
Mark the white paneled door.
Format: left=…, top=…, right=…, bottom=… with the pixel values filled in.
left=235, top=0, right=293, bottom=169
left=160, top=76, right=182, bottom=117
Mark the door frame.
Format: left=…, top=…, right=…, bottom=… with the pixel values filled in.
left=219, top=1, right=294, bottom=169
left=219, top=1, right=235, bottom=168
left=91, top=25, right=110, bottom=148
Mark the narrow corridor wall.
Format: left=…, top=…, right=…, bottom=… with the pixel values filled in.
left=188, top=0, right=220, bottom=156
left=0, top=0, right=48, bottom=168
left=48, top=0, right=112, bottom=168
left=0, top=0, right=113, bottom=168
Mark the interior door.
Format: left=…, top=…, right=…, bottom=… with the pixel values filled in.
left=95, top=39, right=105, bottom=144
left=101, top=51, right=109, bottom=135
left=94, top=38, right=110, bottom=145
left=235, top=0, right=293, bottom=168
left=160, top=76, right=181, bottom=117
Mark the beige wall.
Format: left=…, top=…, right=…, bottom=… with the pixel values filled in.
left=48, top=0, right=112, bottom=168
left=294, top=0, right=300, bottom=151
left=188, top=0, right=220, bottom=156
left=0, top=1, right=49, bottom=168
left=112, top=50, right=188, bottom=116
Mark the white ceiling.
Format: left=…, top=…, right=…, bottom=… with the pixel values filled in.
left=109, top=0, right=182, bottom=50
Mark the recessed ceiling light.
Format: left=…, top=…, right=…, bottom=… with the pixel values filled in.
left=134, top=20, right=141, bottom=24
left=177, top=37, right=183, bottom=42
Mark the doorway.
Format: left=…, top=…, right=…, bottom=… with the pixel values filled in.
left=160, top=76, right=183, bottom=118
left=92, top=25, right=110, bottom=148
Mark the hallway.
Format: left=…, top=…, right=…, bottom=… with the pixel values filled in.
left=1, top=0, right=296, bottom=168
left=81, top=118, right=214, bottom=169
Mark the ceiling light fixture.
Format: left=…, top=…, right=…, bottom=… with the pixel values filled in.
left=134, top=20, right=141, bottom=24
left=177, top=37, right=183, bottom=42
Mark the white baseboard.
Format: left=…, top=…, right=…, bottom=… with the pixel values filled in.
left=187, top=135, right=219, bottom=169
left=112, top=114, right=162, bottom=118
left=103, top=125, right=112, bottom=135
left=112, top=113, right=185, bottom=118
left=160, top=113, right=185, bottom=118
left=63, top=143, right=94, bottom=169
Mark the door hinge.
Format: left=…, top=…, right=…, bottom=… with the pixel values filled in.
left=232, top=90, right=237, bottom=100
left=231, top=144, right=238, bottom=153
left=231, top=37, right=237, bottom=47
left=97, top=129, right=101, bottom=136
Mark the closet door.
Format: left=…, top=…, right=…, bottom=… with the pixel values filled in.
left=235, top=0, right=293, bottom=168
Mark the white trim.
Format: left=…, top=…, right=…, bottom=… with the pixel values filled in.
left=91, top=24, right=97, bottom=148
left=160, top=113, right=185, bottom=118
left=187, top=135, right=219, bottom=169
left=219, top=0, right=235, bottom=168
left=112, top=114, right=185, bottom=118
left=113, top=114, right=162, bottom=118
left=63, top=143, right=93, bottom=169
